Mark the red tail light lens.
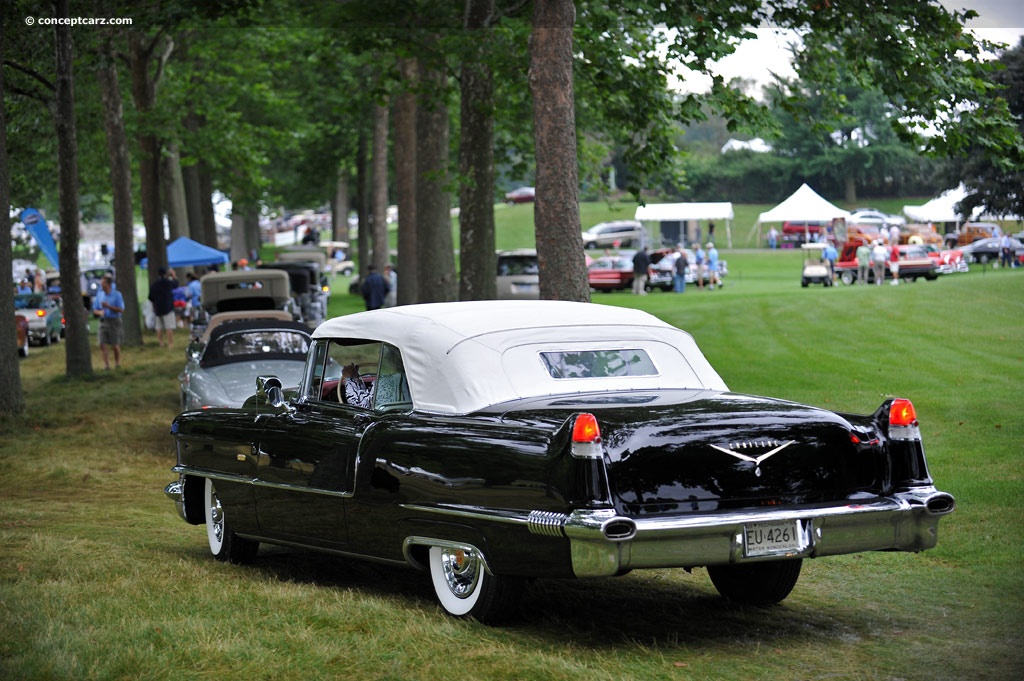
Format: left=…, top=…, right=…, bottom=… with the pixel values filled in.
left=572, top=413, right=601, bottom=443
left=890, top=399, right=918, bottom=427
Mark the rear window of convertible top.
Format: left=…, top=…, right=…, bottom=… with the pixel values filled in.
left=539, top=349, right=656, bottom=379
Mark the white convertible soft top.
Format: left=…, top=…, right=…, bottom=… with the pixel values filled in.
left=314, top=300, right=727, bottom=414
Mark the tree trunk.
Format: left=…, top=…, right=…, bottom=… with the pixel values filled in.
left=182, top=106, right=206, bottom=246
left=245, top=206, right=261, bottom=258
left=415, top=49, right=456, bottom=303
left=162, top=143, right=189, bottom=241
left=182, top=161, right=203, bottom=242
left=228, top=205, right=260, bottom=264
left=229, top=214, right=247, bottom=264
left=129, top=31, right=168, bottom=284
left=333, top=169, right=350, bottom=244
left=0, top=21, right=26, bottom=415
left=54, top=0, right=93, bottom=377
left=97, top=44, right=143, bottom=348
left=530, top=0, right=589, bottom=302
left=371, top=96, right=390, bottom=273
left=844, top=175, right=857, bottom=204
left=197, top=162, right=218, bottom=248
left=394, top=57, right=418, bottom=306
left=356, top=128, right=370, bottom=278
left=458, top=0, right=497, bottom=302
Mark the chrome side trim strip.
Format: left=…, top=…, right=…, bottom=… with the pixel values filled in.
left=399, top=503, right=532, bottom=528
left=170, top=465, right=353, bottom=498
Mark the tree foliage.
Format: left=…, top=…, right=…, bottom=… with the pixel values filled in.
left=940, top=37, right=1024, bottom=219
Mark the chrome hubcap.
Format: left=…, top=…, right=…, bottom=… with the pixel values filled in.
left=439, top=548, right=480, bottom=599
left=209, top=493, right=225, bottom=543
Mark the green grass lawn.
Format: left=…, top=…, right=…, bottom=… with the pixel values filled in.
left=2, top=211, right=1022, bottom=680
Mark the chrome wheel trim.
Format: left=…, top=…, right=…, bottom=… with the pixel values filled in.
left=429, top=546, right=484, bottom=616
left=439, top=547, right=481, bottom=598
left=204, top=478, right=225, bottom=555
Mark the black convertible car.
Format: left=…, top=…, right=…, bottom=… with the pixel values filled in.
left=165, top=301, right=955, bottom=623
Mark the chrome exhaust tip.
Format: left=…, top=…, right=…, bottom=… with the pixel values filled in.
left=925, top=492, right=956, bottom=515
left=603, top=518, right=637, bottom=541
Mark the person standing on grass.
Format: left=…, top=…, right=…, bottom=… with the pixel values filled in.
left=856, top=240, right=872, bottom=285
left=632, top=247, right=650, bottom=295
left=871, top=240, right=888, bottom=285
left=185, top=272, right=203, bottom=330
left=889, top=243, right=901, bottom=285
left=149, top=267, right=178, bottom=348
left=92, top=275, right=124, bottom=370
left=693, top=243, right=706, bottom=290
left=361, top=265, right=389, bottom=310
left=706, top=242, right=722, bottom=289
left=673, top=246, right=688, bottom=293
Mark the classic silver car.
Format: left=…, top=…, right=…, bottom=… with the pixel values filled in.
left=165, top=301, right=954, bottom=623
left=13, top=293, right=62, bottom=346
left=178, top=318, right=311, bottom=410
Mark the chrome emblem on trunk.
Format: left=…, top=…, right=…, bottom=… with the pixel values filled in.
left=710, top=440, right=795, bottom=476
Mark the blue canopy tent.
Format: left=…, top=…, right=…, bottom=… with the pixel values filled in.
left=141, top=236, right=229, bottom=269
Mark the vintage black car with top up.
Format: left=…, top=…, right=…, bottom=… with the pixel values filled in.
left=164, top=301, right=955, bottom=623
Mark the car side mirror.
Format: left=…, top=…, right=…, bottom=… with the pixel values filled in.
left=256, top=375, right=287, bottom=409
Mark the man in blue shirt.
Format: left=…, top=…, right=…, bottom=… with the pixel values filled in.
left=823, top=241, right=839, bottom=282
left=92, top=275, right=125, bottom=369
left=706, top=242, right=721, bottom=289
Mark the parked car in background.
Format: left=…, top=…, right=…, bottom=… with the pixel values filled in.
left=14, top=315, right=29, bottom=358
left=581, top=220, right=648, bottom=250
left=164, top=300, right=955, bottom=624
left=959, top=236, right=1024, bottom=265
left=13, top=293, right=62, bottom=346
left=849, top=209, right=906, bottom=227
left=781, top=220, right=827, bottom=245
left=847, top=224, right=884, bottom=245
left=945, top=223, right=998, bottom=248
left=647, top=249, right=689, bottom=291
left=587, top=253, right=637, bottom=291
left=197, top=270, right=298, bottom=338
left=265, top=249, right=330, bottom=327
left=922, top=244, right=969, bottom=274
left=835, top=243, right=938, bottom=285
left=503, top=186, right=535, bottom=204
left=495, top=249, right=539, bottom=300
left=901, top=224, right=943, bottom=246
left=178, top=319, right=312, bottom=411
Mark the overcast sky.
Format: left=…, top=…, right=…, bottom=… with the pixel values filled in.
left=673, top=1, right=1024, bottom=95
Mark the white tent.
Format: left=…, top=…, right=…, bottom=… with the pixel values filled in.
left=753, top=184, right=851, bottom=246
left=902, top=184, right=1021, bottom=225
left=634, top=202, right=735, bottom=247
left=758, top=184, right=851, bottom=223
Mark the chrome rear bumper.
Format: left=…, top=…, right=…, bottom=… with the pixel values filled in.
left=563, top=488, right=955, bottom=577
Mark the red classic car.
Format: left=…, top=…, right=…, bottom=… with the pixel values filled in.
left=835, top=242, right=939, bottom=285
left=923, top=244, right=969, bottom=274
left=588, top=254, right=637, bottom=292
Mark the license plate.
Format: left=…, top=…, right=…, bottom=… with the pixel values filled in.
left=743, top=520, right=803, bottom=557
